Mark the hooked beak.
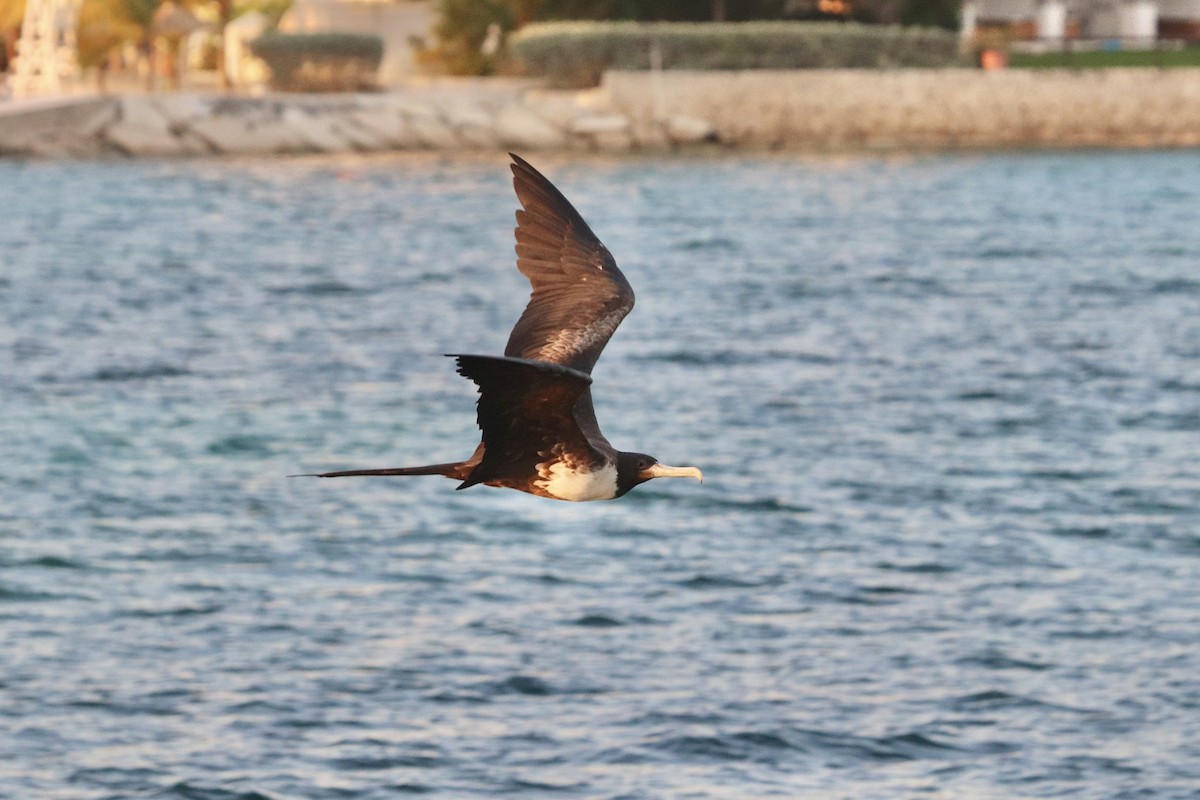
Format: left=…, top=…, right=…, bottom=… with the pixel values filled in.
left=641, top=463, right=704, bottom=483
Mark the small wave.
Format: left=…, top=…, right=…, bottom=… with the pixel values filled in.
left=571, top=613, right=623, bottom=627
left=947, top=690, right=1056, bottom=711
left=68, top=766, right=168, bottom=791
left=632, top=349, right=835, bottom=367
left=500, top=777, right=587, bottom=793
left=1026, top=468, right=1109, bottom=482
left=978, top=246, right=1050, bottom=260
left=119, top=603, right=223, bottom=618
left=652, top=733, right=783, bottom=762
left=1152, top=278, right=1200, bottom=295
left=266, top=280, right=358, bottom=295
left=809, top=728, right=1015, bottom=761
left=329, top=753, right=443, bottom=770
left=875, top=561, right=956, bottom=575
left=1070, top=281, right=1125, bottom=296
left=497, top=674, right=553, bottom=696
left=649, top=726, right=1013, bottom=765
left=155, top=782, right=277, bottom=800
left=206, top=435, right=274, bottom=455
left=0, top=584, right=85, bottom=602
left=692, top=495, right=814, bottom=514
left=1052, top=525, right=1111, bottom=540
left=955, top=389, right=1013, bottom=401
left=2, top=555, right=86, bottom=570
left=1120, top=411, right=1200, bottom=432
left=675, top=574, right=779, bottom=590
left=91, top=364, right=190, bottom=382
left=1159, top=378, right=1200, bottom=393
left=674, top=237, right=740, bottom=252
left=958, top=648, right=1054, bottom=671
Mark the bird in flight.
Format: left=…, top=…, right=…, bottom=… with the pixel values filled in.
left=297, top=154, right=702, bottom=501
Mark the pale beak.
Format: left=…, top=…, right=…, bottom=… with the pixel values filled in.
left=642, top=463, right=703, bottom=483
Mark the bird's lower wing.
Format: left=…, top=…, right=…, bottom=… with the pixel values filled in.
left=449, top=354, right=603, bottom=488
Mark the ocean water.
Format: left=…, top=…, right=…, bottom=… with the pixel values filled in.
left=2, top=150, right=1199, bottom=800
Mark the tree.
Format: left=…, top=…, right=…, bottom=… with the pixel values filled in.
left=1, top=0, right=24, bottom=72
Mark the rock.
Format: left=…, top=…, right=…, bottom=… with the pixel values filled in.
left=118, top=96, right=172, bottom=129
left=105, top=97, right=197, bottom=156
left=592, top=130, right=634, bottom=153
left=439, top=99, right=493, bottom=130
left=665, top=114, right=716, bottom=144
left=279, top=108, right=351, bottom=153
left=455, top=124, right=499, bottom=149
left=405, top=113, right=460, bottom=149
left=387, top=95, right=441, bottom=118
left=438, top=99, right=497, bottom=148
left=330, top=117, right=388, bottom=151
left=151, top=94, right=212, bottom=127
left=567, top=113, right=630, bottom=136
left=494, top=104, right=565, bottom=150
left=349, top=106, right=412, bottom=148
left=104, top=121, right=191, bottom=156
left=188, top=115, right=311, bottom=155
left=0, top=97, right=117, bottom=155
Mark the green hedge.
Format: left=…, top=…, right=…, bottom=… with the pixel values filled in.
left=1009, top=47, right=1200, bottom=69
left=250, top=33, right=385, bottom=92
left=508, top=21, right=970, bottom=87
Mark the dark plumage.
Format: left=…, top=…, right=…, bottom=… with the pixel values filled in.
left=296, top=154, right=702, bottom=501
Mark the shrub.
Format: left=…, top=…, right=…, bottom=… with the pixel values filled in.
left=508, top=21, right=969, bottom=87
left=414, top=0, right=517, bottom=76
left=249, top=32, right=384, bottom=92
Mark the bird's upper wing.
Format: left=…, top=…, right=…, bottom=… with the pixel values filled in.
left=450, top=354, right=607, bottom=489
left=504, top=154, right=635, bottom=375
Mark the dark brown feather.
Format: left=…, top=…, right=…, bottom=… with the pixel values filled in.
left=450, top=354, right=611, bottom=490
left=505, top=154, right=635, bottom=375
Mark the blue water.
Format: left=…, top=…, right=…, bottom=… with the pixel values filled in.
left=3, top=150, right=1200, bottom=799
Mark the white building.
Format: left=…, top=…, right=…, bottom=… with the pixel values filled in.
left=278, top=0, right=433, bottom=84
left=961, top=0, right=1200, bottom=42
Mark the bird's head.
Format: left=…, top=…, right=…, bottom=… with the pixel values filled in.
left=615, top=452, right=703, bottom=497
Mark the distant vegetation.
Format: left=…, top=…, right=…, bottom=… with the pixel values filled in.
left=1, top=0, right=291, bottom=88
left=417, top=0, right=960, bottom=76
left=1009, top=47, right=1200, bottom=69
left=249, top=32, right=384, bottom=92
left=508, top=21, right=968, bottom=87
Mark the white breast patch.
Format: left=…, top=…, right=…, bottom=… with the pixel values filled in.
left=535, top=460, right=618, bottom=502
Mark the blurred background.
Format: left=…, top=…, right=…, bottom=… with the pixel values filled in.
left=1, top=0, right=1198, bottom=96
left=3, top=3, right=1200, bottom=800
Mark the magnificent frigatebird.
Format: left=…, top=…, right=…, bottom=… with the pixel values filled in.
left=297, top=154, right=703, bottom=501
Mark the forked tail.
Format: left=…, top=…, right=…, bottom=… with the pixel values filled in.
left=289, top=462, right=469, bottom=479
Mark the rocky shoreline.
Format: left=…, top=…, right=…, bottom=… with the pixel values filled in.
left=3, top=68, right=1199, bottom=158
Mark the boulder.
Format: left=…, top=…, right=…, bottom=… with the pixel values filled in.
left=0, top=97, right=116, bottom=155
left=151, top=94, right=213, bottom=127
left=279, top=108, right=352, bottom=153
left=495, top=104, right=565, bottom=150
left=567, top=113, right=630, bottom=136
left=405, top=113, right=460, bottom=149
left=350, top=106, right=415, bottom=148
left=118, top=96, right=172, bottom=129
left=188, top=115, right=311, bottom=155
left=104, top=121, right=191, bottom=156
left=665, top=115, right=717, bottom=144
left=592, top=130, right=634, bottom=153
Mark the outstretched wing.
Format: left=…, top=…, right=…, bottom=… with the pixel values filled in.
left=450, top=354, right=606, bottom=489
left=505, top=154, right=635, bottom=375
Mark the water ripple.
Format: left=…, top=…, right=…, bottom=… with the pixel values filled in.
left=2, top=151, right=1199, bottom=799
